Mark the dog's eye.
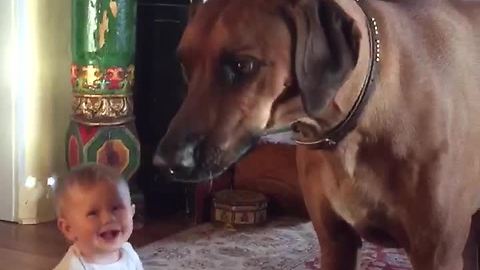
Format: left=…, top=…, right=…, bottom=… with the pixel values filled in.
left=234, top=59, right=256, bottom=75
left=222, top=56, right=260, bottom=85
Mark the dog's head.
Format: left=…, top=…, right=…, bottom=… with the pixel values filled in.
left=154, top=0, right=361, bottom=182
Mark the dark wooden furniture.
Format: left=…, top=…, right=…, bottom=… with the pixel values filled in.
left=193, top=143, right=308, bottom=223
left=134, top=0, right=190, bottom=217
left=234, top=143, right=308, bottom=218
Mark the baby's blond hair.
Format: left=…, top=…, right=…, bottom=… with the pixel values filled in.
left=53, top=163, right=130, bottom=216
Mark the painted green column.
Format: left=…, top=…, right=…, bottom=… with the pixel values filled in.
left=66, top=0, right=140, bottom=180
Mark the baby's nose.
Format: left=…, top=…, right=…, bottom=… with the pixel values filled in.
left=100, top=211, right=116, bottom=224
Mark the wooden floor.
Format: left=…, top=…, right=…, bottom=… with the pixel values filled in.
left=0, top=215, right=192, bottom=270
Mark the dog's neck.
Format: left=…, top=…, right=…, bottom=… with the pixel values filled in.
left=292, top=0, right=380, bottom=149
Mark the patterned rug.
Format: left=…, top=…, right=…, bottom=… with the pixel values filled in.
left=139, top=217, right=412, bottom=270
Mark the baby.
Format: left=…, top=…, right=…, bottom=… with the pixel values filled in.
left=53, top=163, right=143, bottom=270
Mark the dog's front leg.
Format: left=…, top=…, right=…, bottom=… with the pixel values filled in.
left=314, top=205, right=362, bottom=270
left=302, top=186, right=361, bottom=270
left=296, top=148, right=361, bottom=270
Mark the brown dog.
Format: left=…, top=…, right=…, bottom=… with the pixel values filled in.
left=154, top=0, right=480, bottom=269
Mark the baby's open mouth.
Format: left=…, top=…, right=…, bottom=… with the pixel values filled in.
left=99, top=229, right=121, bottom=241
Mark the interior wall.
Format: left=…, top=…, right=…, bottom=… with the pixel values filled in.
left=20, top=0, right=72, bottom=222
left=0, top=0, right=16, bottom=221
left=0, top=0, right=71, bottom=221
left=26, top=0, right=71, bottom=182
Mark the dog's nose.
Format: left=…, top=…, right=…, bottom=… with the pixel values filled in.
left=153, top=141, right=198, bottom=180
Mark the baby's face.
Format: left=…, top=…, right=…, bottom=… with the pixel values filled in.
left=58, top=181, right=135, bottom=259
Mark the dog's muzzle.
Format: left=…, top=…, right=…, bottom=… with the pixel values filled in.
left=153, top=137, right=200, bottom=180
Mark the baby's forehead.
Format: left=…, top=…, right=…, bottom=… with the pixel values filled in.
left=64, top=180, right=130, bottom=203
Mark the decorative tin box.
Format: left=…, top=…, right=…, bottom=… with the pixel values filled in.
left=212, top=190, right=268, bottom=228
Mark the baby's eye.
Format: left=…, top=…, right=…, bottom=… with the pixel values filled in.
left=112, top=205, right=124, bottom=212
left=86, top=210, right=98, bottom=217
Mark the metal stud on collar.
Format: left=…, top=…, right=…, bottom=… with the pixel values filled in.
left=355, top=0, right=381, bottom=62
left=371, top=18, right=381, bottom=62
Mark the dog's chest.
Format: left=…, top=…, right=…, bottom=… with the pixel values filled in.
left=328, top=181, right=401, bottom=247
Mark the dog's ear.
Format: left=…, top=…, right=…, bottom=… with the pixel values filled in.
left=284, top=0, right=361, bottom=118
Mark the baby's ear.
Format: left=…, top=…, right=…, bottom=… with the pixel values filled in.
left=57, top=218, right=76, bottom=242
